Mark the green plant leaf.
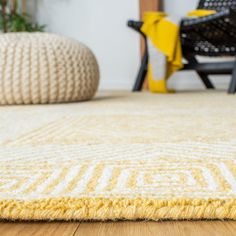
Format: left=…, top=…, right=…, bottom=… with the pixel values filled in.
left=0, top=0, right=46, bottom=32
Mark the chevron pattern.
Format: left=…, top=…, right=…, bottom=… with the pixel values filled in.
left=0, top=91, right=236, bottom=220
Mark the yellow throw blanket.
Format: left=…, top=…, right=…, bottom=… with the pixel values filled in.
left=141, top=10, right=216, bottom=93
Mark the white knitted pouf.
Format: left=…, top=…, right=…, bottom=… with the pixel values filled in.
left=0, top=33, right=99, bottom=105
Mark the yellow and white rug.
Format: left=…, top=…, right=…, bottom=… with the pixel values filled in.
left=0, top=91, right=236, bottom=221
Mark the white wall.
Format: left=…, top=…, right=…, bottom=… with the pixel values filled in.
left=33, top=0, right=230, bottom=91
left=35, top=0, right=140, bottom=90
left=164, top=0, right=198, bottom=18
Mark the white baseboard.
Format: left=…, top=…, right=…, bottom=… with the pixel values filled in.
left=98, top=79, right=134, bottom=91
left=98, top=74, right=231, bottom=91
left=169, top=73, right=230, bottom=90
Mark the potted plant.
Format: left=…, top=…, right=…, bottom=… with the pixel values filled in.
left=0, top=0, right=45, bottom=32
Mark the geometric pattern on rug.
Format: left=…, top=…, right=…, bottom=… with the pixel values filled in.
left=0, top=92, right=236, bottom=220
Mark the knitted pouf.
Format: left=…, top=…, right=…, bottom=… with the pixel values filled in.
left=0, top=33, right=99, bottom=105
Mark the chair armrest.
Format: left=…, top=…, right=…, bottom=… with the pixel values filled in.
left=181, top=9, right=236, bottom=29
left=127, top=20, right=144, bottom=35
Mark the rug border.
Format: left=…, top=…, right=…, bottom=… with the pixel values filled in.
left=1, top=197, right=236, bottom=221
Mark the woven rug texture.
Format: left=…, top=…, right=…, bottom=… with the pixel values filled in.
left=0, top=91, right=236, bottom=221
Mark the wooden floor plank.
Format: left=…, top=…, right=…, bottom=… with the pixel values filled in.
left=0, top=222, right=80, bottom=236
left=0, top=221, right=236, bottom=236
left=147, top=221, right=236, bottom=236
left=75, top=222, right=149, bottom=236
left=74, top=221, right=236, bottom=236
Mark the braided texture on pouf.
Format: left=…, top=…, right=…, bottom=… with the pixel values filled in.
left=0, top=33, right=99, bottom=105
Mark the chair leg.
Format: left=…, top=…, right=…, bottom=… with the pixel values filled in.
left=133, top=44, right=148, bottom=92
left=197, top=72, right=215, bottom=89
left=228, top=59, right=236, bottom=94
left=185, top=55, right=215, bottom=89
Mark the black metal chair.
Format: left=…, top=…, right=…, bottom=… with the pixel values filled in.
left=128, top=0, right=236, bottom=94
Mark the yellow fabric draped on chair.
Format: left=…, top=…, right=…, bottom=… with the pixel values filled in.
left=141, top=10, right=216, bottom=93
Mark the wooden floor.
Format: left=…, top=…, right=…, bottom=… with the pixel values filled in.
left=0, top=221, right=236, bottom=236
